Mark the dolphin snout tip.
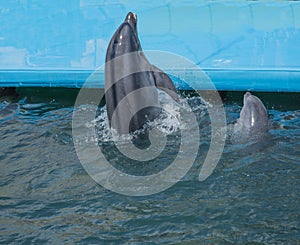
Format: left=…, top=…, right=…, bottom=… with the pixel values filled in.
left=244, top=91, right=252, bottom=104
left=126, top=12, right=137, bottom=22
left=245, top=91, right=251, bottom=97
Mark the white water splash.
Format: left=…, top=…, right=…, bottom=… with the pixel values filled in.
left=74, top=92, right=209, bottom=145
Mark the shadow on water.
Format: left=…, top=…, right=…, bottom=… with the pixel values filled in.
left=11, top=87, right=300, bottom=110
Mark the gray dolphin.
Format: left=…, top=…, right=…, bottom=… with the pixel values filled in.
left=233, top=92, right=269, bottom=142
left=105, top=12, right=179, bottom=135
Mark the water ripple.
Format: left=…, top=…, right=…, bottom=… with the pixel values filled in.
left=0, top=95, right=299, bottom=243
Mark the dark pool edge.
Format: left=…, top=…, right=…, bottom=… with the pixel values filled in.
left=8, top=87, right=298, bottom=111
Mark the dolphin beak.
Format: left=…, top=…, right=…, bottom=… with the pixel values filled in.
left=125, top=12, right=137, bottom=34
left=244, top=91, right=251, bottom=105
left=125, top=12, right=137, bottom=23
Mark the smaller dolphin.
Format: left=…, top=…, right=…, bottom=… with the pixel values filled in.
left=233, top=92, right=269, bottom=142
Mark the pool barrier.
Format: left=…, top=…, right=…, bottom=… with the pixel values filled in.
left=0, top=1, right=299, bottom=92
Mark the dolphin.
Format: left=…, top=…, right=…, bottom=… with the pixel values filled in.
left=105, top=12, right=179, bottom=135
left=233, top=92, right=269, bottom=142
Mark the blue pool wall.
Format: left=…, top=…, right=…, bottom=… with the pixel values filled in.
left=0, top=1, right=300, bottom=91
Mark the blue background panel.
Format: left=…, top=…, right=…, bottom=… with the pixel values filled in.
left=0, top=1, right=299, bottom=91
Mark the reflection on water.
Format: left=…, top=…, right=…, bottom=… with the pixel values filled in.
left=0, top=92, right=299, bottom=243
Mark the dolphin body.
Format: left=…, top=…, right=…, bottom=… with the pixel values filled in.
left=233, top=92, right=269, bottom=142
left=105, top=12, right=179, bottom=135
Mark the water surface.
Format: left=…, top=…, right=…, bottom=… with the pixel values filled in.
left=0, top=90, right=299, bottom=243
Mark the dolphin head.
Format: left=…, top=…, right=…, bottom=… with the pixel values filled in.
left=233, top=92, right=269, bottom=142
left=106, top=12, right=141, bottom=61
left=232, top=92, right=269, bottom=142
left=239, top=92, right=268, bottom=129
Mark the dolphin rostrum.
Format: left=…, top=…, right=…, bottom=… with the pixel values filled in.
left=105, top=12, right=179, bottom=135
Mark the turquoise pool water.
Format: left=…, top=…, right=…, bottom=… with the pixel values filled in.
left=0, top=90, right=299, bottom=243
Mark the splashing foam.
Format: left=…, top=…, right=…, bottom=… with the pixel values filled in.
left=75, top=91, right=208, bottom=145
